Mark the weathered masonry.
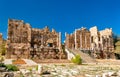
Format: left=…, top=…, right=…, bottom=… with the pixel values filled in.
left=65, top=27, right=91, bottom=50
left=65, top=26, right=114, bottom=58
left=6, top=19, right=66, bottom=59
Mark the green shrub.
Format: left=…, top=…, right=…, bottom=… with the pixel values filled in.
left=71, top=54, right=82, bottom=65
left=0, top=63, right=6, bottom=67
left=28, top=67, right=32, bottom=71
left=36, top=65, right=38, bottom=70
left=6, top=64, right=19, bottom=71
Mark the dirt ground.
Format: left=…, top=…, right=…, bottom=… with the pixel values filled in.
left=96, top=59, right=120, bottom=65
left=33, top=59, right=120, bottom=65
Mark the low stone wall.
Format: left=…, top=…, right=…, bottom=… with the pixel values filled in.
left=65, top=48, right=75, bottom=60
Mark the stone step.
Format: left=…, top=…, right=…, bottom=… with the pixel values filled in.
left=67, top=48, right=97, bottom=63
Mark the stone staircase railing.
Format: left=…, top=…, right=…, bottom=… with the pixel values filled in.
left=65, top=48, right=97, bottom=63
left=65, top=48, right=75, bottom=60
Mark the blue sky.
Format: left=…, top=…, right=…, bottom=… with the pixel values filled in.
left=0, top=0, right=120, bottom=42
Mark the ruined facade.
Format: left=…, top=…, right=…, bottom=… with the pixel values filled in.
left=65, top=27, right=91, bottom=50
left=90, top=26, right=114, bottom=52
left=65, top=26, right=114, bottom=58
left=6, top=19, right=65, bottom=59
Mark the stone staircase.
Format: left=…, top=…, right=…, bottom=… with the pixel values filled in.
left=66, top=48, right=97, bottom=63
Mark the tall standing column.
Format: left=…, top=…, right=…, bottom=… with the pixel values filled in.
left=41, top=35, right=44, bottom=47
left=65, top=32, right=68, bottom=48
left=100, top=36, right=103, bottom=50
left=85, top=35, right=87, bottom=49
left=57, top=33, right=59, bottom=48
left=90, top=35, right=91, bottom=50
left=59, top=32, right=61, bottom=51
left=75, top=29, right=77, bottom=49
left=80, top=33, right=82, bottom=49
left=109, top=36, right=111, bottom=47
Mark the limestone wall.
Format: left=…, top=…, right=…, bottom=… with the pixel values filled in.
left=65, top=26, right=114, bottom=52
left=6, top=19, right=31, bottom=59
left=65, top=27, right=91, bottom=50
left=6, top=19, right=65, bottom=59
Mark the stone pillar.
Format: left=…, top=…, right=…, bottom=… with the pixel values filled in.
left=65, top=32, right=67, bottom=48
left=96, top=36, right=98, bottom=49
left=80, top=33, right=82, bottom=48
left=41, top=35, right=44, bottom=46
left=67, top=35, right=69, bottom=48
left=109, top=37, right=111, bottom=47
left=75, top=29, right=77, bottom=49
left=100, top=36, right=103, bottom=50
left=85, top=35, right=87, bottom=49
left=90, top=36, right=91, bottom=50
left=27, top=24, right=31, bottom=42
left=65, top=33, right=70, bottom=48
left=59, top=32, right=61, bottom=51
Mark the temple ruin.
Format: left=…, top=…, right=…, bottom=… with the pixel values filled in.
left=65, top=26, right=114, bottom=59
left=6, top=19, right=66, bottom=59
left=5, top=19, right=115, bottom=59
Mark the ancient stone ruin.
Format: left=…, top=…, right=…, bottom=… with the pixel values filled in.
left=5, top=19, right=115, bottom=59
left=65, top=26, right=114, bottom=59
left=0, top=33, right=3, bottom=45
left=6, top=19, right=66, bottom=59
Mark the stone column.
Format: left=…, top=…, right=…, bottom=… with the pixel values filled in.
left=100, top=36, right=103, bottom=50
left=90, top=36, right=91, bottom=50
left=41, top=35, right=44, bottom=46
left=27, top=24, right=31, bottom=43
left=109, top=36, right=111, bottom=47
left=67, top=35, right=69, bottom=48
left=85, top=35, right=87, bottom=49
left=65, top=32, right=67, bottom=48
left=59, top=32, right=61, bottom=51
left=80, top=33, right=82, bottom=49
left=57, top=33, right=59, bottom=48
left=75, top=29, right=77, bottom=49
